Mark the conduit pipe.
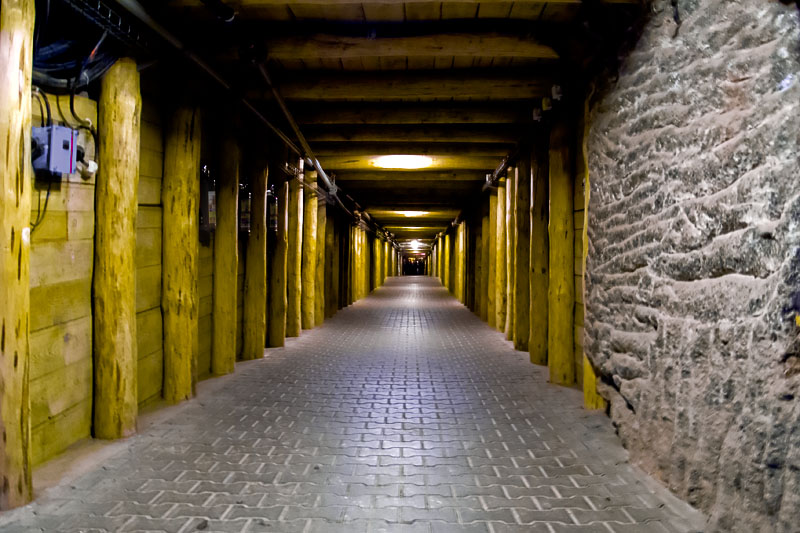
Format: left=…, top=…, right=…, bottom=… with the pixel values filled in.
left=111, top=0, right=301, bottom=155
left=112, top=0, right=398, bottom=245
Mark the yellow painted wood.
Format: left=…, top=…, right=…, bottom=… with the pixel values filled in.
left=301, top=172, right=318, bottom=330
left=315, top=196, right=326, bottom=326
left=513, top=158, right=531, bottom=353
left=264, top=33, right=558, bottom=60
left=548, top=121, right=575, bottom=386
left=437, top=235, right=444, bottom=284
left=255, top=72, right=551, bottom=102
left=505, top=169, right=516, bottom=341
left=162, top=106, right=201, bottom=402
left=495, top=179, right=507, bottom=331
left=242, top=154, right=268, bottom=360
left=363, top=230, right=371, bottom=297
left=480, top=214, right=489, bottom=321
left=474, top=222, right=483, bottom=315
left=0, top=0, right=34, bottom=506
left=444, top=232, right=452, bottom=293
left=324, top=206, right=338, bottom=318
left=31, top=399, right=90, bottom=467
left=268, top=180, right=289, bottom=347
left=383, top=241, right=390, bottom=284
left=529, top=143, right=548, bottom=362
left=487, top=192, right=497, bottom=328
left=295, top=104, right=530, bottom=126
left=579, top=95, right=606, bottom=410
left=94, top=58, right=141, bottom=439
left=456, top=223, right=466, bottom=302
left=372, top=238, right=380, bottom=289
left=286, top=168, right=304, bottom=337
left=212, top=129, right=239, bottom=374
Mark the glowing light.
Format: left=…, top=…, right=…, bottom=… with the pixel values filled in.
left=371, top=155, right=433, bottom=169
left=409, top=240, right=422, bottom=250
left=395, top=210, right=429, bottom=218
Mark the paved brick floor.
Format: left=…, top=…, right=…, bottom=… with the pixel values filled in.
left=1, top=277, right=706, bottom=533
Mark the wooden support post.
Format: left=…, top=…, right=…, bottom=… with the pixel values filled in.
left=315, top=197, right=326, bottom=326
left=0, top=0, right=34, bottom=506
left=579, top=99, right=606, bottom=409
left=242, top=150, right=268, bottom=360
left=487, top=192, right=498, bottom=328
left=456, top=223, right=466, bottom=302
left=348, top=225, right=356, bottom=304
left=162, top=106, right=201, bottom=401
left=324, top=205, right=338, bottom=318
left=474, top=221, right=483, bottom=315
left=212, top=123, right=239, bottom=375
left=268, top=179, right=288, bottom=347
left=548, top=120, right=575, bottom=385
left=444, top=232, right=452, bottom=293
left=383, top=241, right=390, bottom=283
left=505, top=168, right=516, bottom=341
left=373, top=237, right=381, bottom=289
left=530, top=141, right=549, bottom=362
left=514, top=156, right=532, bottom=353
left=95, top=58, right=141, bottom=437
left=364, top=231, right=371, bottom=295
left=301, top=171, right=317, bottom=330
left=437, top=235, right=444, bottom=285
left=286, top=166, right=303, bottom=336
left=495, top=179, right=507, bottom=330
left=480, top=213, right=489, bottom=321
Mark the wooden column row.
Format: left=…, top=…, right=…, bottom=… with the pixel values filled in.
left=466, top=117, right=600, bottom=408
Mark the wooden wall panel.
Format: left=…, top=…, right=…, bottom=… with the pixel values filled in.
left=28, top=94, right=96, bottom=466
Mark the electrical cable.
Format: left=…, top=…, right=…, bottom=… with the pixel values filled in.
left=30, top=181, right=53, bottom=234
left=32, top=86, right=52, bottom=126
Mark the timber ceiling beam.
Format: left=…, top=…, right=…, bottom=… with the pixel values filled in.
left=174, top=0, right=639, bottom=6
left=294, top=103, right=534, bottom=125
left=330, top=171, right=487, bottom=182
left=250, top=69, right=554, bottom=101
left=262, top=33, right=558, bottom=60
left=304, top=125, right=523, bottom=143
left=314, top=143, right=511, bottom=157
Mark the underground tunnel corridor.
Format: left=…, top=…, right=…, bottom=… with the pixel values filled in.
left=1, top=0, right=798, bottom=531
left=0, top=277, right=705, bottom=533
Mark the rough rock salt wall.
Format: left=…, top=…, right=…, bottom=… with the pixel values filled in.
left=584, top=1, right=800, bottom=530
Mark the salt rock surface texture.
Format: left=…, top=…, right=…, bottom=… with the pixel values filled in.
left=584, top=0, right=800, bottom=531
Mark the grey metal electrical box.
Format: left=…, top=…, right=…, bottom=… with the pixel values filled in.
left=32, top=125, right=78, bottom=175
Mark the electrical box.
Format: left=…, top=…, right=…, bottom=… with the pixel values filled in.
left=32, top=125, right=78, bottom=175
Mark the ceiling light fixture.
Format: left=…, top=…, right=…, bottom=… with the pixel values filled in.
left=395, top=210, right=430, bottom=218
left=371, top=155, right=433, bottom=169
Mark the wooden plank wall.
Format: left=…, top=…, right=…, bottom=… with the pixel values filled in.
left=29, top=95, right=96, bottom=465
left=136, top=98, right=165, bottom=407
